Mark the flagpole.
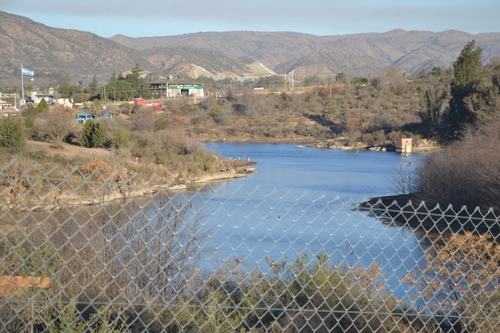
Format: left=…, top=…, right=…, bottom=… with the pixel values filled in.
left=21, top=63, right=24, bottom=106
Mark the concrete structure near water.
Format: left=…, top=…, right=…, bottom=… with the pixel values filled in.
left=396, top=138, right=412, bottom=154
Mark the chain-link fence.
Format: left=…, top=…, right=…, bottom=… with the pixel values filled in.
left=1, top=160, right=499, bottom=332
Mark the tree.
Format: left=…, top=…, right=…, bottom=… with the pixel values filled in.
left=403, top=232, right=500, bottom=332
left=104, top=71, right=135, bottom=101
left=36, top=98, right=50, bottom=113
left=115, top=80, right=134, bottom=100
left=0, top=116, right=26, bottom=151
left=78, top=120, right=107, bottom=148
left=256, top=75, right=285, bottom=89
left=448, top=40, right=483, bottom=131
left=59, top=82, right=82, bottom=98
left=302, top=75, right=321, bottom=86
left=90, top=99, right=101, bottom=117
left=420, top=79, right=450, bottom=136
left=126, top=64, right=150, bottom=98
left=52, top=70, right=70, bottom=87
left=36, top=109, right=75, bottom=147
left=88, top=74, right=100, bottom=98
left=25, top=84, right=34, bottom=96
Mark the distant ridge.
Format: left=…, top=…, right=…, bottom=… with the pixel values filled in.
left=110, top=30, right=500, bottom=79
left=1, top=10, right=500, bottom=82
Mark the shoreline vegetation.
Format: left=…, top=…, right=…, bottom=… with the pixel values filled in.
left=2, top=135, right=436, bottom=212
left=1, top=140, right=257, bottom=212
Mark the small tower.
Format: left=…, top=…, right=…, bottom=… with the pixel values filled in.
left=396, top=138, right=412, bottom=154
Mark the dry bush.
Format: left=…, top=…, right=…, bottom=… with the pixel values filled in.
left=169, top=115, right=190, bottom=126
left=403, top=232, right=500, bottom=332
left=35, top=109, right=75, bottom=146
left=80, top=158, right=112, bottom=182
left=232, top=118, right=249, bottom=133
left=415, top=116, right=500, bottom=210
left=130, top=108, right=156, bottom=132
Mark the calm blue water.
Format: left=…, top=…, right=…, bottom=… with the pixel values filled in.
left=191, top=143, right=428, bottom=297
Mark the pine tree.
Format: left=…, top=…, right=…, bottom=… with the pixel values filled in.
left=36, top=98, right=50, bottom=113
left=448, top=40, right=484, bottom=132
left=88, top=74, right=99, bottom=98
left=78, top=120, right=107, bottom=148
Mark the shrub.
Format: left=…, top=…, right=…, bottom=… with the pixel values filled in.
left=403, top=232, right=500, bottom=332
left=361, top=133, right=375, bottom=146
left=80, top=158, right=112, bottom=182
left=154, top=118, right=165, bottom=131
left=111, top=128, right=131, bottom=149
left=415, top=116, right=500, bottom=210
left=210, top=105, right=223, bottom=121
left=0, top=116, right=26, bottom=151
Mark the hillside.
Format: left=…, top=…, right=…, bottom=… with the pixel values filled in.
left=1, top=10, right=500, bottom=83
left=0, top=11, right=156, bottom=83
left=142, top=46, right=275, bottom=79
left=110, top=29, right=500, bottom=79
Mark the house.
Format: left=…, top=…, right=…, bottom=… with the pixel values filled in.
left=30, top=92, right=56, bottom=105
left=148, top=79, right=204, bottom=98
left=75, top=108, right=114, bottom=124
left=0, top=99, right=20, bottom=116
left=75, top=112, right=94, bottom=123
left=0, top=100, right=13, bottom=110
left=56, top=98, right=74, bottom=108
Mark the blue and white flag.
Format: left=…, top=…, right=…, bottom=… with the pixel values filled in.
left=22, top=67, right=34, bottom=77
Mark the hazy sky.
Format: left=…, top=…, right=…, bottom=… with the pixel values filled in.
left=3, top=0, right=500, bottom=38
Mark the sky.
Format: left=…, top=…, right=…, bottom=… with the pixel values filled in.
left=3, top=0, right=500, bottom=38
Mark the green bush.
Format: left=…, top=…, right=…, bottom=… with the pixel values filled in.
left=78, top=120, right=107, bottom=148
left=111, top=128, right=131, bottom=149
left=155, top=118, right=165, bottom=131
left=0, top=116, right=26, bottom=151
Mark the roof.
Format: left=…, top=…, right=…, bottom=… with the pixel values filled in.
left=148, top=79, right=202, bottom=86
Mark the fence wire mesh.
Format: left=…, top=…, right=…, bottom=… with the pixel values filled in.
left=1, top=160, right=499, bottom=333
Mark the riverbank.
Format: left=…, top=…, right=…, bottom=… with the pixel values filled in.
left=307, top=138, right=442, bottom=153
left=357, top=193, right=500, bottom=236
left=2, top=141, right=258, bottom=212
left=8, top=164, right=255, bottom=212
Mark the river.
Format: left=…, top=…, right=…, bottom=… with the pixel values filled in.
left=189, top=142, right=429, bottom=297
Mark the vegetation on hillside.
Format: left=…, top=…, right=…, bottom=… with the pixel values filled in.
left=0, top=41, right=499, bottom=210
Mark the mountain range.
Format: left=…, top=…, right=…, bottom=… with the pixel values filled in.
left=1, top=10, right=500, bottom=84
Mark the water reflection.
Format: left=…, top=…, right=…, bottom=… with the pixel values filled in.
left=197, top=143, right=431, bottom=296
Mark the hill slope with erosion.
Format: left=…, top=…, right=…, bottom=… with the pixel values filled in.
left=111, top=30, right=500, bottom=79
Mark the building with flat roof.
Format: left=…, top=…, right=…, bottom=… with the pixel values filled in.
left=148, top=80, right=204, bottom=99
left=396, top=138, right=412, bottom=154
